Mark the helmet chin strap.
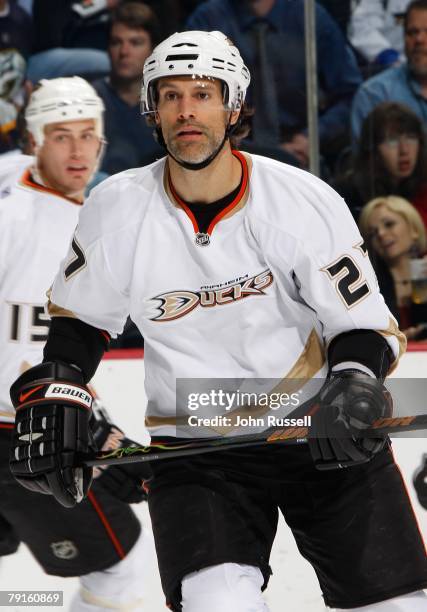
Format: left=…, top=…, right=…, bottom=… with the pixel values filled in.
left=155, top=116, right=236, bottom=171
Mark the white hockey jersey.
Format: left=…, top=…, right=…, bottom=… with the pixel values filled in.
left=0, top=154, right=82, bottom=421
left=49, top=153, right=405, bottom=437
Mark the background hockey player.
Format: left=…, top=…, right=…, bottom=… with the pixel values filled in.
left=0, top=77, right=152, bottom=611
left=8, top=33, right=427, bottom=612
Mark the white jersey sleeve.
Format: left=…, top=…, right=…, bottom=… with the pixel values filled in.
left=49, top=170, right=147, bottom=335
left=248, top=159, right=404, bottom=364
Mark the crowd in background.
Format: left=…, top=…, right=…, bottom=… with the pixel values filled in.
left=2, top=0, right=427, bottom=343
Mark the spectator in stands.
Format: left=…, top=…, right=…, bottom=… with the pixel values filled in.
left=359, top=195, right=427, bottom=339
left=335, top=102, right=427, bottom=224
left=27, top=0, right=121, bottom=82
left=317, top=0, right=352, bottom=35
left=348, top=0, right=410, bottom=70
left=0, top=0, right=32, bottom=151
left=0, top=0, right=32, bottom=59
left=351, top=0, right=427, bottom=141
left=141, top=0, right=201, bottom=38
left=93, top=2, right=163, bottom=174
left=186, top=0, right=362, bottom=168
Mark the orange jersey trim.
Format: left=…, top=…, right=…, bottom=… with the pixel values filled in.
left=19, top=168, right=83, bottom=206
left=168, top=149, right=249, bottom=237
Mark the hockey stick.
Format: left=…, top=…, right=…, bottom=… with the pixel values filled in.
left=82, top=413, right=427, bottom=467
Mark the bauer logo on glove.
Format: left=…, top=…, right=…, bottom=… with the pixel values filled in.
left=45, top=383, right=92, bottom=408
left=9, top=361, right=95, bottom=508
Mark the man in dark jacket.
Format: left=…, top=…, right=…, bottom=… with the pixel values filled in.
left=186, top=0, right=362, bottom=167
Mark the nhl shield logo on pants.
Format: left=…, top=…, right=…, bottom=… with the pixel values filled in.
left=51, top=540, right=78, bottom=559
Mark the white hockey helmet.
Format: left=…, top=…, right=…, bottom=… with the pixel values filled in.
left=25, top=77, right=105, bottom=146
left=141, top=30, right=251, bottom=113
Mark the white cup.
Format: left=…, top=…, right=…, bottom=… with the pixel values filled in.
left=410, top=258, right=427, bottom=304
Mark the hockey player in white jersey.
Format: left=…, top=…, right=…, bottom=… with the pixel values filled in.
left=9, top=33, right=427, bottom=612
left=0, top=77, right=152, bottom=611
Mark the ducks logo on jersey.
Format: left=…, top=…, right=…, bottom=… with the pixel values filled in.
left=150, top=269, right=273, bottom=322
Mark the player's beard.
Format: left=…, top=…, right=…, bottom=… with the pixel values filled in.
left=166, top=125, right=225, bottom=167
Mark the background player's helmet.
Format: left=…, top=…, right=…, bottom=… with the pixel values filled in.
left=25, top=77, right=105, bottom=146
left=141, top=30, right=251, bottom=113
left=0, top=50, right=26, bottom=101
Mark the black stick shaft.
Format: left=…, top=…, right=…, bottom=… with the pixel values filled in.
left=82, top=414, right=427, bottom=467
left=84, top=437, right=306, bottom=466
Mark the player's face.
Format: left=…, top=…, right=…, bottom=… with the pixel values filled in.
left=378, top=133, right=419, bottom=180
left=155, top=76, right=236, bottom=166
left=405, top=9, right=427, bottom=77
left=246, top=0, right=276, bottom=18
left=109, top=23, right=152, bottom=81
left=367, top=205, right=417, bottom=262
left=37, top=119, right=101, bottom=198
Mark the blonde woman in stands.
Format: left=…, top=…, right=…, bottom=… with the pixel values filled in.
left=359, top=195, right=427, bottom=339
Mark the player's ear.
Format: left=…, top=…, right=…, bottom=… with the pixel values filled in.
left=27, top=131, right=37, bottom=154
left=229, top=109, right=240, bottom=127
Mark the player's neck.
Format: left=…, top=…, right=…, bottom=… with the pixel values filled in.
left=167, top=145, right=242, bottom=204
left=33, top=166, right=85, bottom=203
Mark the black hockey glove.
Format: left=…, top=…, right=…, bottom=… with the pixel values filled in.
left=90, top=402, right=151, bottom=503
left=308, top=370, right=392, bottom=470
left=9, top=362, right=94, bottom=508
left=413, top=455, right=427, bottom=510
